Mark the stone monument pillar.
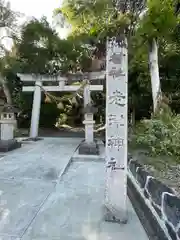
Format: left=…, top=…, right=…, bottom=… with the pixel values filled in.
left=104, top=36, right=128, bottom=223
left=78, top=80, right=99, bottom=155
left=0, top=105, right=21, bottom=152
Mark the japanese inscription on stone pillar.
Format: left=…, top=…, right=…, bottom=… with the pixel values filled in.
left=105, top=36, right=128, bottom=222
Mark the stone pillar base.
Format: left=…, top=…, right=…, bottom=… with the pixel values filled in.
left=0, top=139, right=21, bottom=152
left=103, top=205, right=128, bottom=224
left=78, top=141, right=99, bottom=155
left=26, top=137, right=43, bottom=142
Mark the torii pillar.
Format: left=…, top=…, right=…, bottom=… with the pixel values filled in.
left=30, top=81, right=42, bottom=139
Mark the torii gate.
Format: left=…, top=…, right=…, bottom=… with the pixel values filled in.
left=17, top=72, right=105, bottom=143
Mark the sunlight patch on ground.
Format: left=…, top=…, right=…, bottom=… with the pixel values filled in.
left=82, top=223, right=99, bottom=240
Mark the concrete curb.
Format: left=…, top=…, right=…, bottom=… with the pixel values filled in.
left=128, top=172, right=170, bottom=240
left=57, top=157, right=73, bottom=182
left=127, top=155, right=180, bottom=240
left=57, top=140, right=84, bottom=182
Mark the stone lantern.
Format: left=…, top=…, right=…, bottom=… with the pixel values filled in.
left=79, top=103, right=99, bottom=155
left=0, top=105, right=21, bottom=152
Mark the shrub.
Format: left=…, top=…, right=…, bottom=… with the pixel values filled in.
left=134, top=102, right=180, bottom=159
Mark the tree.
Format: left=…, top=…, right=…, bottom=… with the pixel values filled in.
left=16, top=17, right=92, bottom=75
left=55, top=0, right=147, bottom=126
left=137, top=0, right=179, bottom=112
left=11, top=17, right=95, bottom=127
left=0, top=0, right=19, bottom=105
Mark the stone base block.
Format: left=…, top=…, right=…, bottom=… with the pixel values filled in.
left=0, top=139, right=21, bottom=152
left=103, top=205, right=128, bottom=224
left=22, top=137, right=43, bottom=142
left=78, top=141, right=99, bottom=155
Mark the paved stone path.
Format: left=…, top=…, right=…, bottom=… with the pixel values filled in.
left=0, top=138, right=149, bottom=240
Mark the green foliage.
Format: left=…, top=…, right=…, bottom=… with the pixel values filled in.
left=0, top=0, right=19, bottom=56
left=2, top=0, right=180, bottom=130
left=58, top=0, right=132, bottom=49
left=138, top=0, right=179, bottom=41
left=57, top=113, right=68, bottom=125
left=16, top=17, right=92, bottom=74
left=134, top=101, right=180, bottom=159
left=16, top=17, right=59, bottom=74
left=40, top=102, right=60, bottom=128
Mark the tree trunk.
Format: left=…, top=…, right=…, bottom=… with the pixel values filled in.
left=131, top=94, right=136, bottom=127
left=0, top=76, right=12, bottom=105
left=149, top=38, right=162, bottom=113
left=131, top=107, right=136, bottom=127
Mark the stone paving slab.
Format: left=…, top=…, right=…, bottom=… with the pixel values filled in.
left=0, top=236, right=20, bottom=240
left=0, top=138, right=82, bottom=239
left=5, top=137, right=82, bottom=156
left=22, top=161, right=149, bottom=240
left=22, top=162, right=104, bottom=239
left=1, top=141, right=38, bottom=157
left=0, top=137, right=149, bottom=239
left=21, top=236, right=86, bottom=240
left=0, top=179, right=53, bottom=237
left=0, top=138, right=82, bottom=182
left=99, top=200, right=149, bottom=240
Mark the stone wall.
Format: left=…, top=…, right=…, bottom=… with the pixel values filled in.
left=128, top=155, right=180, bottom=240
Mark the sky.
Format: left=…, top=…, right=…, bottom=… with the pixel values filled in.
left=9, top=0, right=62, bottom=24
left=2, top=0, right=69, bottom=49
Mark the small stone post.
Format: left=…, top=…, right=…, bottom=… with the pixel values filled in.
left=59, top=78, right=65, bottom=88
left=83, top=113, right=94, bottom=143
left=78, top=79, right=99, bottom=155
left=83, top=80, right=94, bottom=143
left=0, top=105, right=21, bottom=152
